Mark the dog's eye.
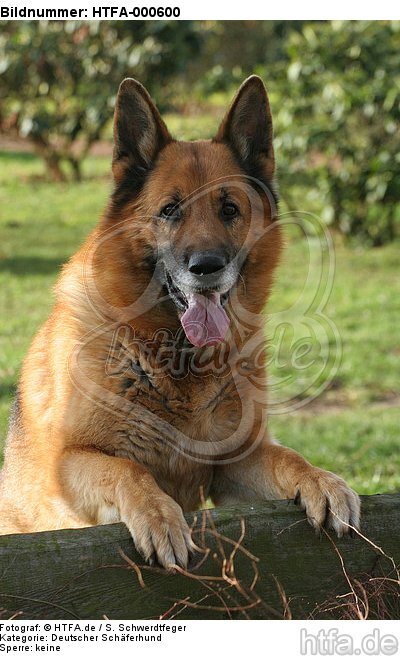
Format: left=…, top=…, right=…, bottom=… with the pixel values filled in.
left=221, top=202, right=239, bottom=219
left=160, top=203, right=182, bottom=220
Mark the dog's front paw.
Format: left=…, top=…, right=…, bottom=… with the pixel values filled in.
left=123, top=492, right=194, bottom=570
left=294, top=467, right=360, bottom=537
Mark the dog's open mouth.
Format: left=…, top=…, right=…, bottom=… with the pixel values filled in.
left=165, top=272, right=230, bottom=347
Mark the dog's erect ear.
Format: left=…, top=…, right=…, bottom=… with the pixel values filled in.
left=112, top=78, right=172, bottom=182
left=214, top=75, right=274, bottom=179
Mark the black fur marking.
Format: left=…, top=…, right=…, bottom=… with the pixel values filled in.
left=131, top=360, right=154, bottom=391
left=143, top=248, right=157, bottom=272
left=110, top=162, right=152, bottom=214
left=228, top=145, right=279, bottom=208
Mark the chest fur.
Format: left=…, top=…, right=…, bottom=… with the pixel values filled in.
left=109, top=357, right=242, bottom=508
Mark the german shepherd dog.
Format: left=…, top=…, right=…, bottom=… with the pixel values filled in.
left=0, top=77, right=360, bottom=568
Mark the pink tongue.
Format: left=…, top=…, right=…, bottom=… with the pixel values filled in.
left=181, top=292, right=230, bottom=347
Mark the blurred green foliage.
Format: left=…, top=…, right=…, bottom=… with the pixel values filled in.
left=0, top=20, right=399, bottom=245
left=271, top=21, right=400, bottom=246
left=0, top=21, right=201, bottom=180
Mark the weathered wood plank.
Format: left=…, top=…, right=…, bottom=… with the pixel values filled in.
left=0, top=494, right=398, bottom=619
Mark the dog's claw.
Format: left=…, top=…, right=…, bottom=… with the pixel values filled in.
left=322, top=497, right=331, bottom=529
left=148, top=553, right=156, bottom=566
left=291, top=468, right=360, bottom=538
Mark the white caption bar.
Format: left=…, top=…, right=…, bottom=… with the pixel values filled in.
left=0, top=0, right=399, bottom=20
left=0, top=621, right=399, bottom=656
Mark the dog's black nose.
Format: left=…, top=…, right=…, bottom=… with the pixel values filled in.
left=188, top=250, right=227, bottom=275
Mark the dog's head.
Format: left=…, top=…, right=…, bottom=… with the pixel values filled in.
left=105, top=76, right=281, bottom=347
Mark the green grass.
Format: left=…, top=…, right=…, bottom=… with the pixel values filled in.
left=0, top=151, right=110, bottom=438
left=0, top=148, right=399, bottom=495
left=272, top=408, right=400, bottom=496
left=265, top=227, right=400, bottom=495
left=164, top=109, right=223, bottom=141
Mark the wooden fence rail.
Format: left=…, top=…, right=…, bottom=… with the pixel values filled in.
left=0, top=494, right=399, bottom=620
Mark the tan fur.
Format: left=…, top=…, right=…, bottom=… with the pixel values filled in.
left=0, top=77, right=360, bottom=568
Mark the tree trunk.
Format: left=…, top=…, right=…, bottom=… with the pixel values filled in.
left=32, top=137, right=66, bottom=183
left=44, top=154, right=66, bottom=182
left=67, top=156, right=82, bottom=182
